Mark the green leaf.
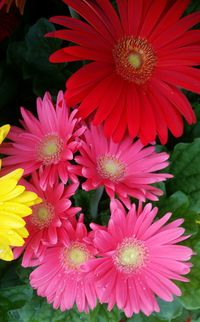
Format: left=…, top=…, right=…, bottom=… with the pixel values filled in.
left=90, top=187, right=104, bottom=219
left=184, top=104, right=200, bottom=140
left=6, top=296, right=90, bottom=322
left=7, top=18, right=67, bottom=96
left=0, top=285, right=33, bottom=312
left=89, top=305, right=121, bottom=322
left=127, top=299, right=183, bottom=322
left=179, top=241, right=200, bottom=310
left=167, top=139, right=200, bottom=213
left=127, top=314, right=162, bottom=322
left=153, top=298, right=183, bottom=321
left=156, top=191, right=190, bottom=215
left=156, top=191, right=199, bottom=236
left=6, top=293, right=121, bottom=322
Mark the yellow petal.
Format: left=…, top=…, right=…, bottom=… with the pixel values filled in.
left=0, top=124, right=10, bottom=144
left=15, top=226, right=29, bottom=238
left=0, top=232, right=14, bottom=261
left=0, top=202, right=32, bottom=217
left=0, top=168, right=24, bottom=182
left=0, top=233, right=10, bottom=244
left=12, top=191, right=42, bottom=207
left=0, top=245, right=14, bottom=261
left=0, top=212, right=25, bottom=228
left=0, top=185, right=25, bottom=202
left=6, top=230, right=25, bottom=246
left=0, top=179, right=19, bottom=197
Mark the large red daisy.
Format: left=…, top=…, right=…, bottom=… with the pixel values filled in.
left=47, top=0, right=200, bottom=144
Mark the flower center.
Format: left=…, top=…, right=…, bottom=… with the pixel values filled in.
left=113, top=37, right=157, bottom=84
left=31, top=202, right=55, bottom=229
left=63, top=242, right=90, bottom=270
left=97, top=154, right=125, bottom=182
left=114, top=238, right=147, bottom=274
left=37, top=134, right=64, bottom=165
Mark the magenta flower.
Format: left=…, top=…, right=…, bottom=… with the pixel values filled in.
left=86, top=200, right=193, bottom=317
left=30, top=214, right=97, bottom=313
left=76, top=125, right=172, bottom=208
left=14, top=172, right=80, bottom=267
left=0, top=91, right=85, bottom=189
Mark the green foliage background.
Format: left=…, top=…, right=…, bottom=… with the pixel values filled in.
left=0, top=0, right=200, bottom=321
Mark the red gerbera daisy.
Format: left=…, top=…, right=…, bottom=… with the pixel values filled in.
left=47, top=0, right=200, bottom=144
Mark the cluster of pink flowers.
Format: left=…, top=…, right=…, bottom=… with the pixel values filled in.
left=0, top=90, right=193, bottom=317
left=1, top=0, right=199, bottom=318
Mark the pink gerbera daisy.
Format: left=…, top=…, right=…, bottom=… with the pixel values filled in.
left=85, top=200, right=193, bottom=317
left=30, top=214, right=97, bottom=313
left=47, top=0, right=199, bottom=144
left=14, top=172, right=80, bottom=267
left=76, top=125, right=172, bottom=208
left=0, top=91, right=85, bottom=189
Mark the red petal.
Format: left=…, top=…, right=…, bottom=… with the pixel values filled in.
left=148, top=89, right=168, bottom=144
left=149, top=0, right=190, bottom=42
left=151, top=79, right=184, bottom=137
left=46, top=29, right=111, bottom=55
left=139, top=91, right=156, bottom=145
left=103, top=91, right=125, bottom=137
left=127, top=84, right=140, bottom=139
left=140, top=0, right=167, bottom=38
left=112, top=108, right=127, bottom=142
left=50, top=15, right=98, bottom=33
left=156, top=66, right=200, bottom=95
left=78, top=73, right=115, bottom=118
left=95, top=0, right=123, bottom=39
left=67, top=62, right=113, bottom=89
left=158, top=30, right=200, bottom=54
left=63, top=0, right=115, bottom=45
left=158, top=45, right=200, bottom=66
left=50, top=45, right=112, bottom=63
left=152, top=78, right=195, bottom=124
left=128, top=0, right=143, bottom=35
left=93, top=76, right=124, bottom=125
left=152, top=11, right=200, bottom=50
left=116, top=0, right=129, bottom=34
left=65, top=83, right=95, bottom=107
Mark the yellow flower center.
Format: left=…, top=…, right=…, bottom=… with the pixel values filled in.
left=114, top=238, right=147, bottom=274
left=113, top=36, right=157, bottom=84
left=31, top=202, right=55, bottom=229
left=128, top=52, right=143, bottom=69
left=97, top=154, right=125, bottom=182
left=63, top=242, right=90, bottom=270
left=37, top=134, right=64, bottom=165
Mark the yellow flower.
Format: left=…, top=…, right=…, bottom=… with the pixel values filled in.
left=0, top=125, right=41, bottom=261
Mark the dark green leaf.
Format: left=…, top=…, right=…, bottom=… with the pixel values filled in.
left=167, top=139, right=200, bottom=213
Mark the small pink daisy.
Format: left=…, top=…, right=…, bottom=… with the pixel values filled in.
left=30, top=214, right=97, bottom=313
left=14, top=172, right=80, bottom=267
left=0, top=91, right=85, bottom=189
left=76, top=125, right=172, bottom=208
left=85, top=200, right=193, bottom=317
